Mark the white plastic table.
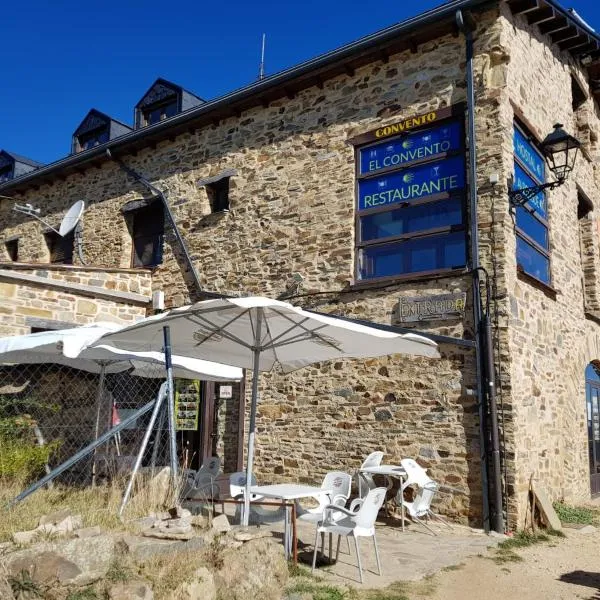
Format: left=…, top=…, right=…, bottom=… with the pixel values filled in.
left=249, top=483, right=332, bottom=560
left=359, top=464, right=407, bottom=530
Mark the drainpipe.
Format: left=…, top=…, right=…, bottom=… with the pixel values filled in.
left=456, top=9, right=504, bottom=534
left=106, top=149, right=225, bottom=301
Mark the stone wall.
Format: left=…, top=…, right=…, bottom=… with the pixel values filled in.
left=0, top=264, right=151, bottom=336
left=484, top=4, right=600, bottom=525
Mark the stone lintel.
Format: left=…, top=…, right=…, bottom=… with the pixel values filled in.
left=0, top=269, right=151, bottom=306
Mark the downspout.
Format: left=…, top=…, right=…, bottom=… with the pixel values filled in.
left=456, top=9, right=504, bottom=534
left=105, top=149, right=224, bottom=301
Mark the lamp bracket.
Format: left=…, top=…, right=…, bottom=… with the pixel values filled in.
left=508, top=180, right=561, bottom=209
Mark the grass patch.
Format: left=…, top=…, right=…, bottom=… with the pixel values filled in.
left=286, top=580, right=355, bottom=600
left=66, top=588, right=99, bottom=600
left=488, top=528, right=565, bottom=566
left=7, top=569, right=45, bottom=598
left=490, top=548, right=524, bottom=565
left=553, top=502, right=599, bottom=525
left=441, top=563, right=464, bottom=572
left=105, top=556, right=136, bottom=584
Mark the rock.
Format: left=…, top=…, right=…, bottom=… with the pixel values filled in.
left=39, top=509, right=71, bottom=526
left=578, top=524, right=597, bottom=534
left=130, top=516, right=157, bottom=533
left=214, top=538, right=288, bottom=600
left=211, top=514, right=231, bottom=533
left=169, top=567, right=215, bottom=600
left=108, top=582, right=154, bottom=600
left=6, top=534, right=115, bottom=587
left=74, top=526, right=102, bottom=538
left=117, top=534, right=188, bottom=561
left=7, top=551, right=82, bottom=586
left=54, top=514, right=83, bottom=533
left=12, top=529, right=40, bottom=545
left=143, top=530, right=195, bottom=541
left=160, top=517, right=192, bottom=529
left=232, top=527, right=273, bottom=542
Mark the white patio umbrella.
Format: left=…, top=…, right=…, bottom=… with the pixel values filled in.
left=92, top=296, right=440, bottom=525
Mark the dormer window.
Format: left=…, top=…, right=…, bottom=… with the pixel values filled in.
left=0, top=150, right=42, bottom=182
left=143, top=101, right=178, bottom=126
left=0, top=164, right=13, bottom=183
left=135, top=78, right=204, bottom=129
left=71, top=109, right=132, bottom=154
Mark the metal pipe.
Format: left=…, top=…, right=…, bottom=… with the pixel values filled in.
left=163, top=326, right=179, bottom=486
left=9, top=400, right=155, bottom=507
left=456, top=8, right=491, bottom=532
left=243, top=308, right=263, bottom=526
left=150, top=403, right=167, bottom=471
left=119, top=383, right=168, bottom=517
left=106, top=150, right=224, bottom=301
left=91, top=363, right=107, bottom=487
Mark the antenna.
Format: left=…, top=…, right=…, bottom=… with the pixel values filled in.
left=258, top=33, right=266, bottom=80
left=12, top=200, right=84, bottom=237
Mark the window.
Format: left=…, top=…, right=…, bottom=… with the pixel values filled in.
left=76, top=127, right=109, bottom=152
left=131, top=202, right=164, bottom=267
left=142, top=101, right=178, bottom=126
left=45, top=231, right=74, bottom=265
left=0, top=164, right=13, bottom=183
left=5, top=239, right=18, bottom=262
left=355, top=118, right=467, bottom=281
left=206, top=178, right=230, bottom=212
left=513, top=123, right=551, bottom=285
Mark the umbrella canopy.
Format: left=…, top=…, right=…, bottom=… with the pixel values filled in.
left=91, top=296, right=440, bottom=369
left=92, top=296, right=439, bottom=525
left=0, top=323, right=242, bottom=381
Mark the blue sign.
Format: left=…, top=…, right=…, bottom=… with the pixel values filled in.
left=360, top=121, right=462, bottom=175
left=358, top=155, right=465, bottom=211
left=514, top=164, right=547, bottom=218
left=514, top=127, right=545, bottom=183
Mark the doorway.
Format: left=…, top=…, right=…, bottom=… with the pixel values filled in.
left=585, top=363, right=600, bottom=496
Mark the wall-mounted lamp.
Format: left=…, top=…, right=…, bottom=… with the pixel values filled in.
left=509, top=123, right=581, bottom=209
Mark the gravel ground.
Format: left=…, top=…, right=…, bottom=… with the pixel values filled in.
left=422, top=526, right=600, bottom=600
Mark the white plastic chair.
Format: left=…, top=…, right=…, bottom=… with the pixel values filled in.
left=397, top=458, right=451, bottom=535
left=356, top=451, right=384, bottom=498
left=296, top=471, right=353, bottom=524
left=229, top=471, right=285, bottom=525
left=311, top=487, right=387, bottom=583
left=185, top=456, right=221, bottom=501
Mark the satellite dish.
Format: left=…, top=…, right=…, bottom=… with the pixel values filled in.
left=59, top=201, right=85, bottom=236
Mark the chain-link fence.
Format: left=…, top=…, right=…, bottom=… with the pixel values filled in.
left=0, top=362, right=175, bottom=493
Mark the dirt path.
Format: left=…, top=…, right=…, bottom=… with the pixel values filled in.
left=420, top=527, right=600, bottom=600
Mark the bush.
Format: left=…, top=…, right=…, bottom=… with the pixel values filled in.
left=553, top=501, right=598, bottom=525
left=0, top=415, right=60, bottom=484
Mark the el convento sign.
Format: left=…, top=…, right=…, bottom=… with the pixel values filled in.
left=356, top=106, right=466, bottom=212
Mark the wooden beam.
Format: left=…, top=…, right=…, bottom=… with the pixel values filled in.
left=344, top=64, right=355, bottom=77
left=539, top=16, right=568, bottom=35
left=560, top=35, right=592, bottom=52
left=379, top=50, right=389, bottom=64
left=551, top=26, right=579, bottom=44
left=508, top=0, right=539, bottom=15
left=315, top=76, right=324, bottom=89
left=408, top=38, right=418, bottom=54
left=571, top=42, right=599, bottom=57
left=261, top=97, right=270, bottom=107
left=527, top=6, right=554, bottom=25
left=284, top=88, right=295, bottom=100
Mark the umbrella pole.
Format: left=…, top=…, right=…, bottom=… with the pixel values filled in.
left=119, top=383, right=168, bottom=517
left=244, top=309, right=263, bottom=527
left=163, top=326, right=179, bottom=489
left=91, top=364, right=107, bottom=487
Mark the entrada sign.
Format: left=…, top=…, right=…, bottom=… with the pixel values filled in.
left=395, top=293, right=467, bottom=323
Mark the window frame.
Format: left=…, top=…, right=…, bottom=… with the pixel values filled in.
left=142, top=100, right=178, bottom=127
left=76, top=126, right=110, bottom=152
left=513, top=121, right=552, bottom=287
left=0, top=164, right=13, bottom=183
left=44, top=231, right=74, bottom=265
left=129, top=201, right=165, bottom=268
left=353, top=116, right=468, bottom=284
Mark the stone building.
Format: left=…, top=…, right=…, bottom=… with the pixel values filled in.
left=1, top=0, right=600, bottom=530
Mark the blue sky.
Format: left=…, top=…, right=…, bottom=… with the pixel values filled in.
left=2, top=0, right=600, bottom=164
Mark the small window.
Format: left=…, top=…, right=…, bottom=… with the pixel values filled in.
left=0, top=164, right=13, bottom=183
left=77, top=127, right=109, bottom=152
left=131, top=202, right=164, bottom=267
left=206, top=178, right=230, bottom=213
left=45, top=231, right=74, bottom=265
left=143, top=101, right=178, bottom=126
left=572, top=75, right=587, bottom=112
left=5, top=239, right=18, bottom=261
